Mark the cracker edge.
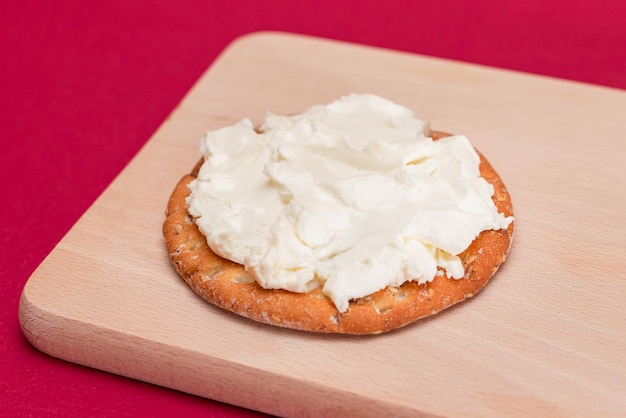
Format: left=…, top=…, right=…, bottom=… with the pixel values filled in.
left=162, top=132, right=514, bottom=334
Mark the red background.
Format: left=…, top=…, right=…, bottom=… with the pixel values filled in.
left=1, top=1, right=624, bottom=416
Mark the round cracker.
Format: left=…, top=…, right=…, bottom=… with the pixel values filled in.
left=163, top=131, right=514, bottom=334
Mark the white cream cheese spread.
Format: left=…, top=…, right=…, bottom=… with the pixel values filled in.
left=186, top=94, right=514, bottom=312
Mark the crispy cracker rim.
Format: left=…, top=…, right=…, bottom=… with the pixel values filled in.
left=163, top=131, right=514, bottom=334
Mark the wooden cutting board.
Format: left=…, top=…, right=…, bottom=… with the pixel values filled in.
left=19, top=32, right=626, bottom=417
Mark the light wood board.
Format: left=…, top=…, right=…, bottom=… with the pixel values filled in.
left=19, top=32, right=626, bottom=417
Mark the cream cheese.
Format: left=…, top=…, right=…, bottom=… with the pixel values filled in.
left=186, top=94, right=514, bottom=312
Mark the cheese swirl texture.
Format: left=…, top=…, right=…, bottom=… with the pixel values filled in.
left=187, top=94, right=513, bottom=312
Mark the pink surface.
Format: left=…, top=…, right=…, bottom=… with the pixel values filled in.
left=1, top=1, right=624, bottom=416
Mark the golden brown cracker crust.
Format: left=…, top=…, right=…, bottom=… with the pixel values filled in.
left=163, top=131, right=514, bottom=334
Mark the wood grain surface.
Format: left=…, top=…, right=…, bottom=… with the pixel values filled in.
left=19, top=32, right=626, bottom=417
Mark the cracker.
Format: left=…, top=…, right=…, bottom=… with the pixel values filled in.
left=163, top=131, right=514, bottom=334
